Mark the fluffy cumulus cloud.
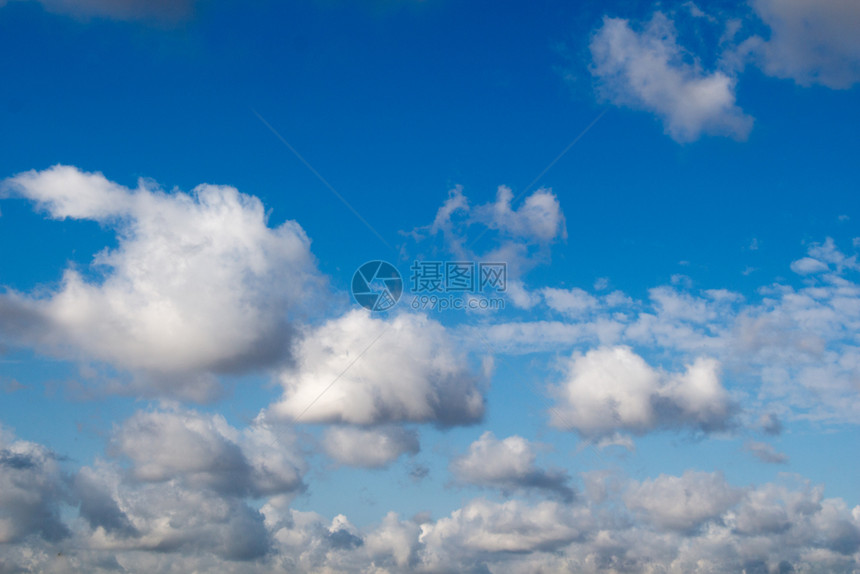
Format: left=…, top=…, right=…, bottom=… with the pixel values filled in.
left=450, top=431, right=575, bottom=501
left=586, top=2, right=860, bottom=141
left=420, top=498, right=593, bottom=557
left=270, top=309, right=485, bottom=426
left=549, top=346, right=735, bottom=438
left=322, top=426, right=420, bottom=468
left=112, top=409, right=305, bottom=497
left=0, top=166, right=321, bottom=399
left=751, top=0, right=860, bottom=88
left=625, top=470, right=744, bottom=532
left=590, top=13, right=753, bottom=142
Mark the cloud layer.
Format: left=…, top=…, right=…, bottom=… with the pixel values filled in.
left=3, top=424, right=858, bottom=573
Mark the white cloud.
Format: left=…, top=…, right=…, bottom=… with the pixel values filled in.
left=625, top=470, right=743, bottom=531
left=590, top=13, right=753, bottom=142
left=97, top=474, right=272, bottom=561
left=759, top=412, right=783, bottom=435
left=364, top=512, right=422, bottom=569
left=1, top=439, right=859, bottom=574
left=504, top=279, right=542, bottom=310
left=473, top=185, right=567, bottom=245
left=0, top=428, right=69, bottom=544
left=0, top=166, right=321, bottom=399
left=745, top=440, right=789, bottom=464
left=541, top=287, right=598, bottom=318
left=322, top=426, right=419, bottom=468
left=752, top=0, right=860, bottom=88
left=450, top=431, right=574, bottom=501
left=420, top=498, right=592, bottom=555
left=113, top=409, right=305, bottom=498
left=791, top=256, right=830, bottom=275
left=270, top=309, right=485, bottom=426
left=461, top=239, right=860, bottom=425
left=549, top=346, right=735, bottom=437
left=13, top=0, right=198, bottom=23
left=405, top=184, right=566, bottom=301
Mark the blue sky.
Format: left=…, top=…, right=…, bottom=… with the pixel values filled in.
left=1, top=0, right=859, bottom=572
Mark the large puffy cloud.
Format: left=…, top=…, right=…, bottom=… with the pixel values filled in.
left=450, top=431, right=574, bottom=502
left=590, top=13, right=753, bottom=142
left=751, top=0, right=860, bottom=88
left=322, top=426, right=420, bottom=468
left=1, top=166, right=321, bottom=399
left=549, top=346, right=736, bottom=438
left=270, top=309, right=485, bottom=426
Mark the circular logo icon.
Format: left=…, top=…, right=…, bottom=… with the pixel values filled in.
left=351, top=260, right=403, bottom=311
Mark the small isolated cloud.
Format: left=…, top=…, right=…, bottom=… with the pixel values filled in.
left=16, top=0, right=198, bottom=24
left=549, top=346, right=736, bottom=438
left=791, top=256, right=830, bottom=275
left=590, top=13, right=753, bottom=142
left=790, top=238, right=858, bottom=275
left=403, top=184, right=567, bottom=312
left=625, top=470, right=743, bottom=532
left=270, top=309, right=485, bottom=427
left=541, top=287, right=599, bottom=318
left=322, top=426, right=419, bottom=468
left=0, top=166, right=321, bottom=400
left=450, top=431, right=575, bottom=501
left=752, top=0, right=860, bottom=88
left=745, top=440, right=789, bottom=464
left=407, top=185, right=566, bottom=290
left=473, top=185, right=567, bottom=245
left=759, top=413, right=783, bottom=435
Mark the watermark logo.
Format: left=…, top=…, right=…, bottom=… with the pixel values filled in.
left=353, top=259, right=506, bottom=312
left=410, top=261, right=506, bottom=293
left=351, top=260, right=403, bottom=311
